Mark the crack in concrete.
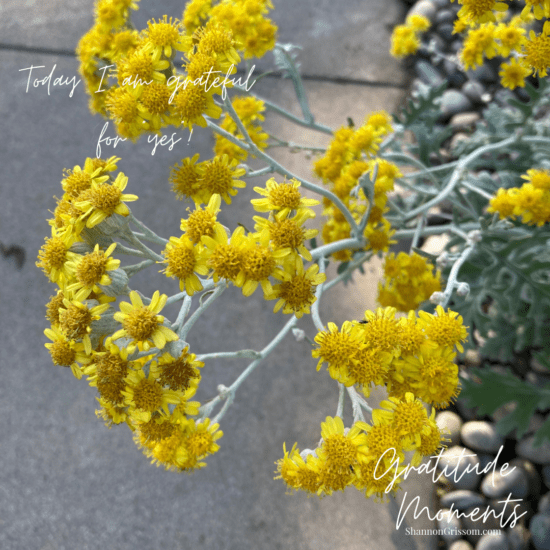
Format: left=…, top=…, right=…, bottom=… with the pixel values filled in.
left=0, top=43, right=407, bottom=89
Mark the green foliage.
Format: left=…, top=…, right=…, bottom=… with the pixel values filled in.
left=460, top=368, right=550, bottom=446
left=450, top=224, right=550, bottom=361
left=393, top=81, right=453, bottom=165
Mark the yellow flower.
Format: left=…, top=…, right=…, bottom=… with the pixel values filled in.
left=150, top=347, right=203, bottom=392
left=58, top=297, right=110, bottom=355
left=315, top=417, right=367, bottom=494
left=36, top=227, right=80, bottom=286
left=116, top=43, right=170, bottom=86
left=274, top=443, right=323, bottom=495
left=411, top=415, right=448, bottom=467
left=406, top=14, right=431, bottom=32
left=455, top=0, right=508, bottom=25
left=522, top=24, right=550, bottom=77
left=253, top=209, right=317, bottom=261
left=499, top=58, right=531, bottom=89
left=390, top=25, right=420, bottom=58
left=170, top=153, right=202, bottom=202
left=61, top=160, right=109, bottom=199
left=180, top=193, right=226, bottom=245
left=202, top=225, right=247, bottom=283
left=84, top=346, right=133, bottom=406
left=234, top=231, right=289, bottom=297
left=184, top=418, right=223, bottom=464
left=377, top=392, right=431, bottom=448
left=252, top=178, right=319, bottom=219
left=515, top=183, right=550, bottom=225
left=122, top=368, right=181, bottom=423
left=112, top=290, right=178, bottom=353
left=160, top=235, right=209, bottom=295
left=521, top=0, right=550, bottom=21
left=522, top=168, right=550, bottom=190
left=346, top=347, right=393, bottom=394
left=182, top=0, right=212, bottom=35
left=312, top=321, right=365, bottom=383
left=359, top=306, right=402, bottom=355
left=75, top=172, right=138, bottom=228
left=267, top=255, right=326, bottom=318
left=65, top=243, right=120, bottom=301
left=418, top=305, right=469, bottom=352
left=141, top=16, right=192, bottom=58
left=172, top=84, right=223, bottom=130
left=196, top=154, right=247, bottom=205
left=487, top=187, right=517, bottom=219
left=495, top=22, right=526, bottom=57
left=399, top=346, right=460, bottom=408
left=44, top=324, right=91, bottom=379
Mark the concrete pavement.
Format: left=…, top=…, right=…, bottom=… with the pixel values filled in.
left=0, top=1, right=437, bottom=549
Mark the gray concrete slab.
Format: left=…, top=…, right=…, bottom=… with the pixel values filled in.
left=1, top=2, right=435, bottom=549
left=1, top=0, right=407, bottom=85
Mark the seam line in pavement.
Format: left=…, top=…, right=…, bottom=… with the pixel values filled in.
left=1, top=43, right=407, bottom=89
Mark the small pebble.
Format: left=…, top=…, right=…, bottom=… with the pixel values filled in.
left=435, top=9, right=454, bottom=25
left=463, top=349, right=481, bottom=367
left=462, top=80, right=485, bottom=104
left=436, top=411, right=462, bottom=447
left=440, top=490, right=486, bottom=511
left=543, top=466, right=550, bottom=488
left=466, top=64, right=497, bottom=84
left=439, top=90, right=473, bottom=120
left=450, top=541, right=474, bottom=550
left=437, top=23, right=454, bottom=41
left=461, top=421, right=504, bottom=454
left=531, top=357, right=550, bottom=374
left=437, top=508, right=463, bottom=544
left=450, top=132, right=469, bottom=151
left=507, top=524, right=531, bottom=550
left=509, top=459, right=541, bottom=499
left=407, top=0, right=437, bottom=22
left=450, top=39, right=463, bottom=53
left=481, top=467, right=530, bottom=499
left=432, top=0, right=450, bottom=8
left=438, top=446, right=481, bottom=490
left=540, top=493, right=550, bottom=515
left=461, top=505, right=501, bottom=544
left=444, top=60, right=467, bottom=87
left=415, top=59, right=445, bottom=87
left=517, top=436, right=550, bottom=464
left=530, top=513, right=550, bottom=550
left=476, top=533, right=510, bottom=550
left=427, top=33, right=446, bottom=54
left=450, top=112, right=480, bottom=130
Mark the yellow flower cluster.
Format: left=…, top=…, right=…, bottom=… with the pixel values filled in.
left=37, top=156, right=223, bottom=472
left=313, top=111, right=400, bottom=260
left=161, top=176, right=325, bottom=316
left=451, top=2, right=550, bottom=86
left=76, top=0, right=277, bottom=138
left=390, top=2, right=550, bottom=87
left=184, top=0, right=277, bottom=59
left=214, top=96, right=270, bottom=162
left=390, top=14, right=431, bottom=58
left=377, top=251, right=441, bottom=312
left=488, top=168, right=550, bottom=226
left=276, top=306, right=467, bottom=498
left=169, top=153, right=247, bottom=206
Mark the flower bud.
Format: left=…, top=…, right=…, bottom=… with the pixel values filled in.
left=436, top=252, right=449, bottom=268
left=456, top=282, right=470, bottom=297
left=430, top=291, right=445, bottom=305
left=468, top=230, right=482, bottom=243
left=292, top=328, right=305, bottom=342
